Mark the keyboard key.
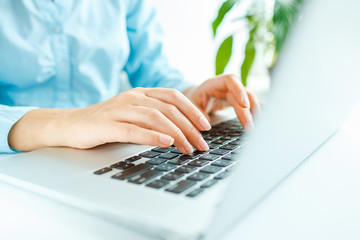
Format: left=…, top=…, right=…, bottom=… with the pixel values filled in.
left=125, top=155, right=141, bottom=162
left=179, top=152, right=203, bottom=160
left=218, top=129, right=233, bottom=133
left=167, top=158, right=189, bottom=165
left=110, top=161, right=135, bottom=170
left=200, top=165, right=222, bottom=174
left=220, top=136, right=234, bottom=140
left=159, top=152, right=178, bottom=159
left=229, top=125, right=242, bottom=130
left=228, top=139, right=247, bottom=146
left=112, top=163, right=152, bottom=180
left=214, top=171, right=231, bottom=179
left=221, top=154, right=237, bottom=161
left=187, top=172, right=210, bottom=181
left=146, top=157, right=167, bottom=165
left=152, top=147, right=171, bottom=153
left=188, top=159, right=208, bottom=167
left=201, top=179, right=218, bottom=188
left=210, top=132, right=223, bottom=136
left=212, top=159, right=233, bottom=167
left=195, top=149, right=210, bottom=154
left=117, top=162, right=135, bottom=170
left=228, top=126, right=242, bottom=130
left=210, top=149, right=230, bottom=155
left=139, top=151, right=161, bottom=158
left=110, top=161, right=125, bottom=168
left=170, top=148, right=183, bottom=154
left=219, top=144, right=238, bottom=150
left=211, top=139, right=228, bottom=144
left=201, top=131, right=209, bottom=135
left=154, top=163, right=177, bottom=171
left=178, top=155, right=195, bottom=161
left=186, top=188, right=204, bottom=197
left=94, top=167, right=112, bottom=175
left=231, top=149, right=242, bottom=154
left=204, top=135, right=220, bottom=141
left=215, top=122, right=227, bottom=127
left=208, top=143, right=219, bottom=149
left=162, top=171, right=184, bottom=181
left=199, top=154, right=220, bottom=161
left=175, top=165, right=197, bottom=173
left=146, top=179, right=170, bottom=189
left=227, top=132, right=243, bottom=136
left=128, top=170, right=163, bottom=184
left=166, top=179, right=196, bottom=194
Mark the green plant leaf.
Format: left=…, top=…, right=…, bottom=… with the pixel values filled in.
left=273, top=0, right=304, bottom=52
left=241, top=30, right=256, bottom=86
left=212, top=0, right=239, bottom=37
left=215, top=35, right=233, bottom=75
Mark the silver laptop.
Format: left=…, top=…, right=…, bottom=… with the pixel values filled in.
left=0, top=0, right=359, bottom=239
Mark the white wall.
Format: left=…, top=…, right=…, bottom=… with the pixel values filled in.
left=149, top=0, right=225, bottom=84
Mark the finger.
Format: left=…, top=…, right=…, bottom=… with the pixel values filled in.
left=132, top=97, right=209, bottom=152
left=142, top=88, right=212, bottom=132
left=198, top=108, right=211, bottom=122
left=205, top=97, right=215, bottom=114
left=226, top=93, right=254, bottom=131
left=205, top=75, right=251, bottom=109
left=192, top=100, right=211, bottom=122
left=247, top=90, right=261, bottom=115
left=115, top=105, right=195, bottom=154
left=110, top=122, right=174, bottom=148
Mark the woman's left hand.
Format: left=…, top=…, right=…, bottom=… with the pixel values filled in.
left=183, top=74, right=261, bottom=130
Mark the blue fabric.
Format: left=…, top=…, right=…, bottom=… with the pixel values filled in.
left=0, top=0, right=192, bottom=153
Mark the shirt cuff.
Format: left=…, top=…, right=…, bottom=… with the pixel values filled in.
left=0, top=106, right=38, bottom=154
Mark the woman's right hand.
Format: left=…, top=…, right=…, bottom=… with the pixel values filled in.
left=8, top=88, right=212, bottom=154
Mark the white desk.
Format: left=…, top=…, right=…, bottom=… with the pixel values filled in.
left=1, top=102, right=360, bottom=240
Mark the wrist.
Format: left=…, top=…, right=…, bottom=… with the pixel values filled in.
left=8, top=108, right=75, bottom=151
left=41, top=108, right=79, bottom=148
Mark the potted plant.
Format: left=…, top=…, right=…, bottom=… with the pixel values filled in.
left=213, top=0, right=304, bottom=86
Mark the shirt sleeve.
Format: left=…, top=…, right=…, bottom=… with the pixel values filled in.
left=0, top=105, right=37, bottom=154
left=124, top=0, right=193, bottom=92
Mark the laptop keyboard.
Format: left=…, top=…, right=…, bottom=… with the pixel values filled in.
left=93, top=118, right=247, bottom=198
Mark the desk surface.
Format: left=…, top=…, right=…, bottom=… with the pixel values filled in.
left=1, top=102, right=360, bottom=240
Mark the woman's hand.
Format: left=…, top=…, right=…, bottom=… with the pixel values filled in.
left=183, top=74, right=261, bottom=130
left=9, top=74, right=259, bottom=154
left=8, top=88, right=212, bottom=154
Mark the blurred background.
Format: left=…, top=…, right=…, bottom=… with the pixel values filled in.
left=149, top=0, right=272, bottom=98
left=150, top=0, right=227, bottom=83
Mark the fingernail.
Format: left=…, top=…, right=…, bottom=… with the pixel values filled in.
left=242, top=96, right=250, bottom=108
left=198, top=138, right=209, bottom=151
left=182, top=141, right=193, bottom=154
left=159, top=134, right=174, bottom=146
left=199, top=116, right=211, bottom=131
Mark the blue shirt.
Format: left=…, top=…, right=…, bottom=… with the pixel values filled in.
left=0, top=0, right=191, bottom=153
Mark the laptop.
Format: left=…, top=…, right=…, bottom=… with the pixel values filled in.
left=0, top=0, right=359, bottom=239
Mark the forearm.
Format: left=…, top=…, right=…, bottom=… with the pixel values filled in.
left=8, top=108, right=74, bottom=152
